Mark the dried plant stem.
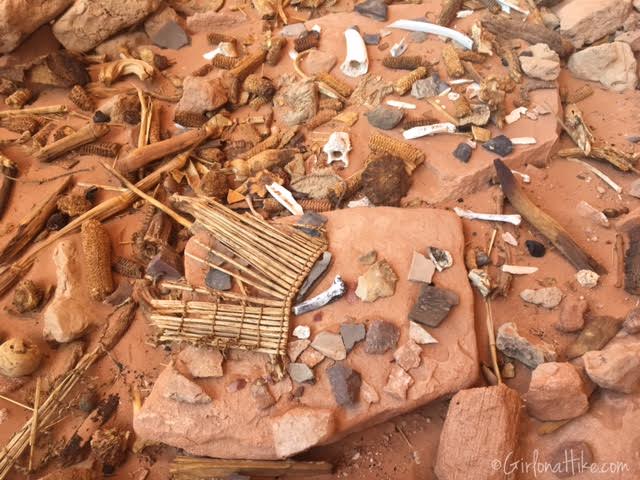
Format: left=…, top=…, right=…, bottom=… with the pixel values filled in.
left=0, top=105, right=67, bottom=118
left=36, top=123, right=110, bottom=162
left=28, top=377, right=41, bottom=472
left=615, top=233, right=625, bottom=289
left=170, top=456, right=332, bottom=478
left=0, top=394, right=33, bottom=411
left=484, top=300, right=502, bottom=384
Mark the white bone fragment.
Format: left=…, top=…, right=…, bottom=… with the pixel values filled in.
left=390, top=37, right=407, bottom=57
left=386, top=99, right=416, bottom=109
left=438, top=87, right=452, bottom=96
left=203, top=42, right=237, bottom=60
left=566, top=157, right=622, bottom=193
left=322, top=132, right=351, bottom=167
left=502, top=232, right=518, bottom=246
left=289, top=50, right=299, bottom=60
left=501, top=265, right=538, bottom=275
left=340, top=28, right=369, bottom=78
left=456, top=9, right=474, bottom=18
left=511, top=170, right=531, bottom=183
left=449, top=78, right=474, bottom=85
left=511, top=137, right=536, bottom=145
left=311, top=24, right=321, bottom=32
left=266, top=183, right=304, bottom=216
left=293, top=275, right=346, bottom=315
left=453, top=207, right=522, bottom=225
left=380, top=29, right=392, bottom=37
left=403, top=122, right=457, bottom=139
left=447, top=92, right=460, bottom=101
left=293, top=325, right=311, bottom=339
left=387, top=19, right=474, bottom=50
left=505, top=106, right=528, bottom=124
left=348, top=197, right=372, bottom=208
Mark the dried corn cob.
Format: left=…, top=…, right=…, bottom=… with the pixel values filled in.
left=458, top=50, right=489, bottom=63
left=112, top=256, right=144, bottom=278
left=174, top=111, right=207, bottom=128
left=498, top=47, right=522, bottom=83
left=229, top=50, right=268, bottom=80
left=68, top=85, right=95, bottom=112
left=263, top=197, right=332, bottom=214
left=243, top=74, right=275, bottom=98
left=211, top=55, right=239, bottom=70
left=319, top=98, right=344, bottom=111
left=382, top=55, right=426, bottom=70
left=328, top=170, right=363, bottom=205
left=81, top=219, right=114, bottom=301
left=249, top=95, right=271, bottom=110
left=208, top=32, right=236, bottom=45
left=5, top=88, right=32, bottom=108
left=315, top=72, right=353, bottom=98
left=239, top=132, right=281, bottom=159
left=369, top=132, right=425, bottom=174
left=393, top=66, right=428, bottom=95
left=401, top=114, right=438, bottom=130
left=442, top=45, right=464, bottom=78
left=564, top=85, right=594, bottom=104
left=76, top=141, right=121, bottom=158
left=266, top=37, right=286, bottom=66
left=192, top=63, right=213, bottom=77
left=307, top=109, right=338, bottom=129
left=0, top=78, right=17, bottom=96
left=294, top=31, right=320, bottom=53
left=0, top=115, right=40, bottom=135
left=453, top=95, right=472, bottom=118
left=57, top=194, right=92, bottom=217
left=31, top=122, right=56, bottom=148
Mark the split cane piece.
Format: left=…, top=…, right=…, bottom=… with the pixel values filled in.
left=35, top=123, right=110, bottom=162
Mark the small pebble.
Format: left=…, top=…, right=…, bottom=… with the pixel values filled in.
left=365, top=106, right=404, bottom=130
left=363, top=33, right=381, bottom=45
left=93, top=111, right=110, bottom=123
left=525, top=240, right=546, bottom=257
left=452, top=143, right=472, bottom=163
left=575, top=269, right=599, bottom=289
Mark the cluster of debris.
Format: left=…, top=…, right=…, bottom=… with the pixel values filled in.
left=0, top=0, right=639, bottom=478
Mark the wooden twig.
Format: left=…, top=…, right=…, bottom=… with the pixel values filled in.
left=485, top=299, right=502, bottom=384
left=615, top=233, right=625, bottom=289
left=170, top=457, right=333, bottom=478
left=35, top=123, right=110, bottom=162
left=0, top=105, right=68, bottom=118
left=482, top=16, right=574, bottom=57
left=0, top=176, right=72, bottom=264
left=558, top=146, right=640, bottom=174
left=0, top=394, right=33, bottom=411
left=0, top=154, right=17, bottom=219
left=495, top=159, right=605, bottom=273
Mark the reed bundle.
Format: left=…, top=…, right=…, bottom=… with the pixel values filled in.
left=147, top=196, right=328, bottom=355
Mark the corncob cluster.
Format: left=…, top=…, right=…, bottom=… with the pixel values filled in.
left=382, top=55, right=426, bottom=71
left=266, top=37, right=286, bottom=66
left=174, top=111, right=207, bottom=128
left=5, top=88, right=32, bottom=108
left=294, top=31, right=320, bottom=53
left=319, top=98, right=344, bottom=111
left=81, top=219, right=114, bottom=301
left=68, top=85, right=95, bottom=112
left=315, top=72, right=353, bottom=98
left=210, top=55, right=239, bottom=70
left=564, top=85, right=594, bottom=104
left=243, top=74, right=276, bottom=98
left=76, top=142, right=121, bottom=158
left=57, top=194, right=92, bottom=217
left=442, top=45, right=464, bottom=78
left=208, top=32, right=236, bottom=45
left=0, top=116, right=41, bottom=135
left=369, top=132, right=425, bottom=174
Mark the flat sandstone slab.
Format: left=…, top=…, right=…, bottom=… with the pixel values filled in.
left=134, top=207, right=478, bottom=459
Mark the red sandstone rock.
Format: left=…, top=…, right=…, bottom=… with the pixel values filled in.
left=176, top=76, right=228, bottom=115
left=52, top=0, right=162, bottom=52
left=524, top=362, right=589, bottom=421
left=0, top=0, right=73, bottom=54
left=435, top=384, right=521, bottom=480
left=554, top=296, right=588, bottom=333
left=583, top=340, right=640, bottom=393
left=176, top=345, right=224, bottom=378
left=554, top=0, right=632, bottom=48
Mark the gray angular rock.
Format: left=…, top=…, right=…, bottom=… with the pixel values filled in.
left=354, top=0, right=388, bottom=21
left=296, top=251, right=332, bottom=302
left=287, top=362, right=315, bottom=383
left=496, top=322, right=555, bottom=369
left=452, top=143, right=472, bottom=163
left=205, top=269, right=232, bottom=291
left=411, top=77, right=439, bottom=99
left=365, top=320, right=399, bottom=354
left=408, top=285, right=459, bottom=327
left=482, top=135, right=513, bottom=157
left=340, top=323, right=366, bottom=352
left=327, top=362, right=361, bottom=406
left=365, top=106, right=404, bottom=130
left=150, top=21, right=190, bottom=50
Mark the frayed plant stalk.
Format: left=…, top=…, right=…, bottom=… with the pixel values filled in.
left=0, top=154, right=17, bottom=220
left=0, top=105, right=67, bottom=118
left=81, top=219, right=114, bottom=301
left=170, top=457, right=332, bottom=478
left=36, top=123, right=110, bottom=162
left=0, top=176, right=72, bottom=265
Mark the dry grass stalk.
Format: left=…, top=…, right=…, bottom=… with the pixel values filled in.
left=146, top=196, right=328, bottom=355
left=0, top=154, right=17, bottom=219
left=0, top=176, right=71, bottom=265
left=393, top=66, right=428, bottom=95
left=369, top=132, right=425, bottom=174
left=442, top=45, right=464, bottom=79
left=495, top=158, right=605, bottom=273
left=5, top=88, right=32, bottom=108
left=170, top=457, right=332, bottom=478
left=0, top=150, right=191, bottom=299
left=27, top=377, right=41, bottom=472
left=117, top=118, right=219, bottom=173
left=615, top=233, right=625, bottom=289
left=436, top=0, right=463, bottom=26
left=36, top=123, right=110, bottom=162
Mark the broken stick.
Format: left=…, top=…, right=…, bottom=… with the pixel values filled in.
left=170, top=457, right=333, bottom=478
left=482, top=16, right=574, bottom=57
left=35, top=123, right=110, bottom=162
left=494, top=159, right=605, bottom=273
